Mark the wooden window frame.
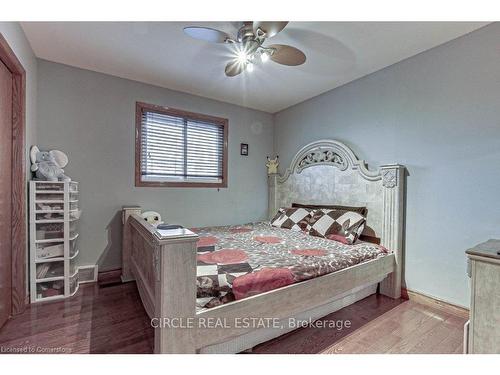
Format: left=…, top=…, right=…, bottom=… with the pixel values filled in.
left=135, top=102, right=228, bottom=188
left=0, top=33, right=26, bottom=315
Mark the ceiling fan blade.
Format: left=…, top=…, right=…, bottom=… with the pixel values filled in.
left=253, top=22, right=288, bottom=38
left=269, top=44, right=306, bottom=66
left=183, top=26, right=231, bottom=43
left=225, top=60, right=246, bottom=77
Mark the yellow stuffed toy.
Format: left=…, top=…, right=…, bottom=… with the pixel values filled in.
left=266, top=156, right=279, bottom=175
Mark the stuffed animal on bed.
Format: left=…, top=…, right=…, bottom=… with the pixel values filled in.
left=141, top=211, right=164, bottom=227
left=30, top=145, right=71, bottom=182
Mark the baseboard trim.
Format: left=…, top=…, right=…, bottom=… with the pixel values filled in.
left=402, top=288, right=469, bottom=320
left=98, top=268, right=123, bottom=286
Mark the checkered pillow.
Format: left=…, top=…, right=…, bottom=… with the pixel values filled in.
left=307, top=209, right=366, bottom=244
left=270, top=207, right=311, bottom=231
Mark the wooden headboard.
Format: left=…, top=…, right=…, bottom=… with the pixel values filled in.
left=268, top=139, right=405, bottom=298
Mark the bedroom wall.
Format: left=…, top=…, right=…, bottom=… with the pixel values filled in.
left=36, top=60, right=274, bottom=271
left=273, top=23, right=500, bottom=307
left=0, top=22, right=38, bottom=291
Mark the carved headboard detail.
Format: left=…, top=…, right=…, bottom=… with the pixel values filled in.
left=278, top=139, right=381, bottom=183
left=268, top=139, right=405, bottom=298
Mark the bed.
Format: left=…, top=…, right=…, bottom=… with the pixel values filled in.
left=121, top=139, right=405, bottom=353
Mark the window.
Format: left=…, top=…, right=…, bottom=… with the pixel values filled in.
left=135, top=102, right=228, bottom=187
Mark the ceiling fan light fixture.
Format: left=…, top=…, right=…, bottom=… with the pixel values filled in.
left=236, top=50, right=248, bottom=64
left=184, top=22, right=306, bottom=77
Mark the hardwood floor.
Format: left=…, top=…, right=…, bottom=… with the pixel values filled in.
left=0, top=282, right=467, bottom=354
left=254, top=292, right=466, bottom=354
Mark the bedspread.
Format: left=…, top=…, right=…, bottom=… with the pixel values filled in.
left=193, top=222, right=388, bottom=310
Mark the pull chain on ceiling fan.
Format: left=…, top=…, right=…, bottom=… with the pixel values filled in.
left=183, top=21, right=306, bottom=77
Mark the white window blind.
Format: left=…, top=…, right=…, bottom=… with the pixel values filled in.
left=140, top=109, right=225, bottom=184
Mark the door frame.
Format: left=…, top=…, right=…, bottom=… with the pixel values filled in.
left=0, top=33, right=26, bottom=315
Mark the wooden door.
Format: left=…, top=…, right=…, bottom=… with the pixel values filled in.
left=0, top=58, right=13, bottom=328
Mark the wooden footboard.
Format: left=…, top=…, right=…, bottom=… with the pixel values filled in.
left=129, top=219, right=157, bottom=318
left=122, top=207, right=396, bottom=354
left=123, top=208, right=199, bottom=353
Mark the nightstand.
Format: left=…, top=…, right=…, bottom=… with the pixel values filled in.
left=465, top=239, right=500, bottom=353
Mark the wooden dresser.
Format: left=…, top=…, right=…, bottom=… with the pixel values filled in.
left=465, top=239, right=500, bottom=353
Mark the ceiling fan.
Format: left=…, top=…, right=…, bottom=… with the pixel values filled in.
left=183, top=21, right=306, bottom=77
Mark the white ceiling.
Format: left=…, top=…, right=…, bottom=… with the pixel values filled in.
left=21, top=22, right=488, bottom=113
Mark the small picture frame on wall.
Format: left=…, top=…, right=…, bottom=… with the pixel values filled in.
left=240, top=143, right=249, bottom=156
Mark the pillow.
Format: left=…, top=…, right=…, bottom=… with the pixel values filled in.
left=292, top=203, right=367, bottom=217
left=307, top=209, right=366, bottom=244
left=270, top=207, right=311, bottom=231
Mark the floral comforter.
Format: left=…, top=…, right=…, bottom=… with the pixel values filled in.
left=193, top=222, right=389, bottom=310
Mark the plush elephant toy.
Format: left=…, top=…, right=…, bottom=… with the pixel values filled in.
left=30, top=145, right=71, bottom=182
